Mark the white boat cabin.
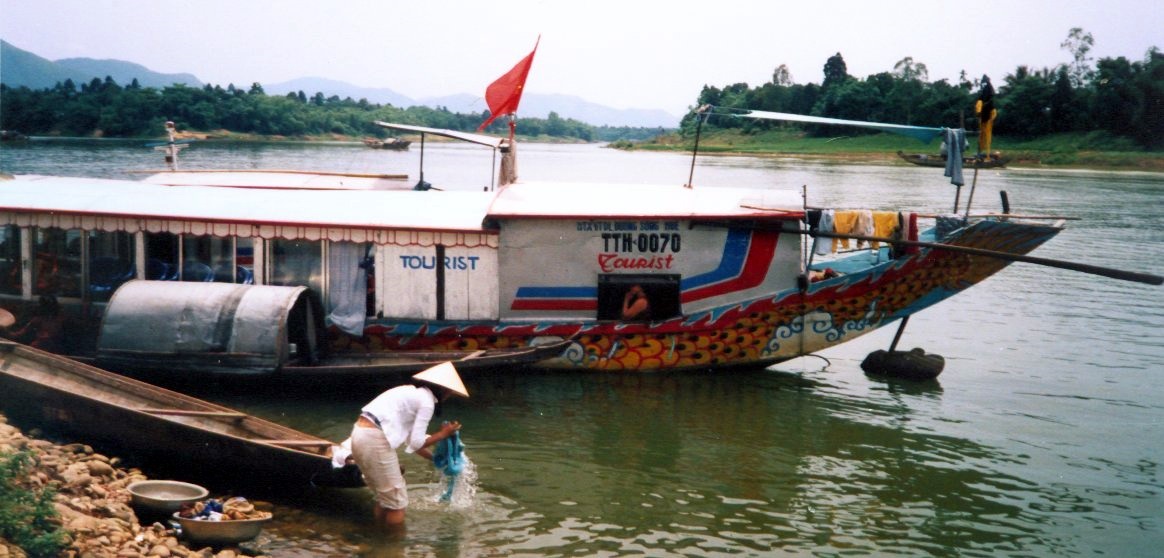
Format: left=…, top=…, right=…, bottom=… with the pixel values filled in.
left=0, top=173, right=805, bottom=353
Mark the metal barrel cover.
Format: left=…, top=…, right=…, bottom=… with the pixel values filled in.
left=97, top=280, right=322, bottom=375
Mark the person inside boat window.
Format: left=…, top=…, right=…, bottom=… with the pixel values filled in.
left=3, top=295, right=65, bottom=353
left=621, top=284, right=651, bottom=321
left=350, top=362, right=469, bottom=530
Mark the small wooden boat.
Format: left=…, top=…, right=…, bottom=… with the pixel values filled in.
left=897, top=150, right=1008, bottom=168
left=363, top=137, right=411, bottom=150
left=0, top=340, right=355, bottom=487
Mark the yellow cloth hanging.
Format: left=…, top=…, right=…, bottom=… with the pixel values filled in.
left=832, top=210, right=859, bottom=252
left=871, top=211, right=899, bottom=248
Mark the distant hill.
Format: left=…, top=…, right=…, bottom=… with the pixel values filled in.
left=264, top=76, right=413, bottom=108
left=420, top=92, right=679, bottom=128
left=1, top=40, right=85, bottom=89
left=268, top=79, right=680, bottom=128
left=55, top=57, right=201, bottom=89
left=1, top=40, right=680, bottom=128
left=1, top=40, right=201, bottom=89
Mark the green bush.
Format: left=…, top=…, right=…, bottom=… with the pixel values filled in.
left=0, top=451, right=68, bottom=558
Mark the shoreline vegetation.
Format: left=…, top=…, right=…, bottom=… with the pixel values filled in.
left=613, top=129, right=1164, bottom=173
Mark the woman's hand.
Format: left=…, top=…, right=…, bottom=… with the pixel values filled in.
left=440, top=421, right=462, bottom=438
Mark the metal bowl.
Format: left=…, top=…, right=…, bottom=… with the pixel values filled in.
left=127, top=480, right=209, bottom=516
left=172, top=511, right=272, bottom=545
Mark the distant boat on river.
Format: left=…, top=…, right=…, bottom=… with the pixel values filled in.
left=897, top=150, right=1009, bottom=168
left=363, top=137, right=411, bottom=150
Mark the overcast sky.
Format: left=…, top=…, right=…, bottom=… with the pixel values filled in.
left=2, top=0, right=1160, bottom=117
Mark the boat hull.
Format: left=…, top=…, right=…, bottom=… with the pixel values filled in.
left=335, top=219, right=1062, bottom=371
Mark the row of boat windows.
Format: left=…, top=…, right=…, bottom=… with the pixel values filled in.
left=0, top=225, right=369, bottom=311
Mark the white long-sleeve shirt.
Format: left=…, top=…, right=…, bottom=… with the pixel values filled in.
left=361, top=385, right=437, bottom=453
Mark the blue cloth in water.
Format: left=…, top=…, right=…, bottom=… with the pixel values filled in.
left=432, top=426, right=465, bottom=502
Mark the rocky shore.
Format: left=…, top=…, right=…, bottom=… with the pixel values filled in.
left=0, top=413, right=270, bottom=558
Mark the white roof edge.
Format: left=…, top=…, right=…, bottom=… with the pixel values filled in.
left=374, top=121, right=504, bottom=149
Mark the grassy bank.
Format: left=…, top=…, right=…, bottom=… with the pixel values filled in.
left=620, top=129, right=1164, bottom=172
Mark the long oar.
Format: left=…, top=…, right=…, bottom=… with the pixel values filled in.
left=807, top=230, right=1163, bottom=286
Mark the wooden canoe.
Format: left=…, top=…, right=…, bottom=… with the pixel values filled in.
left=896, top=150, right=1008, bottom=168
left=0, top=341, right=355, bottom=488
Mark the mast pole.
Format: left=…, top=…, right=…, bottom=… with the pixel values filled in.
left=685, top=105, right=710, bottom=189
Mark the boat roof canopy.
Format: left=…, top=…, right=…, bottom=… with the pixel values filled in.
left=139, top=170, right=409, bottom=190
left=374, top=121, right=505, bottom=149
left=0, top=175, right=803, bottom=239
left=1, top=174, right=495, bottom=234
left=487, top=182, right=805, bottom=220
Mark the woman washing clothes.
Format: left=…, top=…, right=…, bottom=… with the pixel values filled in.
left=350, top=362, right=469, bottom=529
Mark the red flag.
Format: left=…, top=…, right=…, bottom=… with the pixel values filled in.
left=478, top=38, right=539, bottom=131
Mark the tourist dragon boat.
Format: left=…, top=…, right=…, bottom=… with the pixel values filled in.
left=1, top=99, right=1159, bottom=377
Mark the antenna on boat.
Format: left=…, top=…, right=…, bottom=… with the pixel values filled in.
left=415, top=131, right=430, bottom=190
left=685, top=105, right=712, bottom=189
left=374, top=121, right=510, bottom=191
left=147, top=121, right=192, bottom=171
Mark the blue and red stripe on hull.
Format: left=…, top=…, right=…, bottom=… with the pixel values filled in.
left=510, top=229, right=779, bottom=312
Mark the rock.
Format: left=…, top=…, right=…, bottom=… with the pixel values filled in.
left=88, top=460, right=115, bottom=477
left=61, top=462, right=92, bottom=485
left=148, top=545, right=172, bottom=557
left=61, top=443, right=89, bottom=454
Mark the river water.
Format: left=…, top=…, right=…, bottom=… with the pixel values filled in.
left=3, top=139, right=1163, bottom=556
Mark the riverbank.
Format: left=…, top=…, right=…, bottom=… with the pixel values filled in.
left=619, top=129, right=1164, bottom=173
left=0, top=413, right=270, bottom=558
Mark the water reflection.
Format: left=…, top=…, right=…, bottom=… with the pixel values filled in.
left=198, top=368, right=1089, bottom=556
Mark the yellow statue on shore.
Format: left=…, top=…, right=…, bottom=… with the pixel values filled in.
left=974, top=75, right=997, bottom=157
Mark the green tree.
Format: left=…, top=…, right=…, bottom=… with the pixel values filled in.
left=1132, top=48, right=1164, bottom=147
left=771, top=64, right=793, bottom=86
left=1049, top=66, right=1077, bottom=132
left=822, top=52, right=850, bottom=90
left=1061, top=27, right=1095, bottom=88
left=1092, top=57, right=1141, bottom=139
left=892, top=57, right=929, bottom=82
left=998, top=66, right=1055, bottom=137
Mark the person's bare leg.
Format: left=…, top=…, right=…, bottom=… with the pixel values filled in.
left=383, top=507, right=406, bottom=529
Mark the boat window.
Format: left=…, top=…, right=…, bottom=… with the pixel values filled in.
left=268, top=239, right=323, bottom=295
left=0, top=225, right=20, bottom=295
left=145, top=232, right=179, bottom=281
left=596, top=274, right=682, bottom=322
left=325, top=241, right=371, bottom=336
left=32, top=228, right=82, bottom=299
left=87, top=230, right=135, bottom=301
left=236, top=238, right=254, bottom=285
left=182, top=235, right=236, bottom=283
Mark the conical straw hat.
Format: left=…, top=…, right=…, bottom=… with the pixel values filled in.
left=413, top=361, right=469, bottom=398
